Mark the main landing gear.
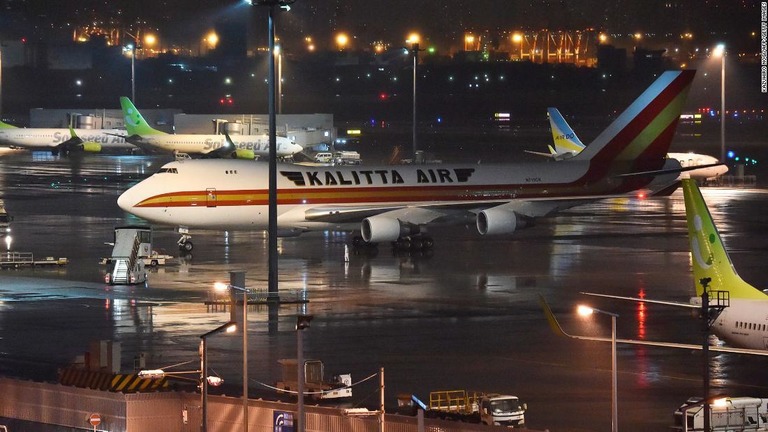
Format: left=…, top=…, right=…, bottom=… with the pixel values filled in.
left=351, top=234, right=434, bottom=252
left=177, top=227, right=193, bottom=252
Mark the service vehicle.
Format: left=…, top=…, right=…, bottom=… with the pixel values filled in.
left=275, top=359, right=352, bottom=400
left=313, top=152, right=333, bottom=163
left=103, top=225, right=152, bottom=285
left=0, top=199, right=12, bottom=238
left=673, top=396, right=768, bottom=431
left=101, top=251, right=173, bottom=267
left=333, top=150, right=362, bottom=165
left=399, top=390, right=526, bottom=428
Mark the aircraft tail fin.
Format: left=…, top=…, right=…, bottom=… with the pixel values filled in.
left=120, top=97, right=165, bottom=136
left=571, top=70, right=695, bottom=173
left=547, top=107, right=585, bottom=157
left=682, top=178, right=766, bottom=299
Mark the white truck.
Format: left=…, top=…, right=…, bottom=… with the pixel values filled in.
left=400, top=390, right=526, bottom=428
left=673, top=396, right=768, bottom=431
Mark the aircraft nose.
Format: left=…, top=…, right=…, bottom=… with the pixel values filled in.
left=117, top=187, right=137, bottom=212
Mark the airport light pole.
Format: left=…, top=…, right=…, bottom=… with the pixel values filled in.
left=407, top=33, right=422, bottom=161
left=276, top=45, right=283, bottom=114
left=214, top=271, right=249, bottom=432
left=296, top=314, right=313, bottom=432
left=200, top=322, right=237, bottom=432
left=250, top=0, right=295, bottom=301
left=124, top=31, right=141, bottom=104
left=713, top=44, right=726, bottom=164
left=578, top=305, right=619, bottom=432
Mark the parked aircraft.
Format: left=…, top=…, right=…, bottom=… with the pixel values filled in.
left=528, top=107, right=728, bottom=181
left=544, top=178, right=768, bottom=355
left=0, top=120, right=133, bottom=155
left=524, top=108, right=585, bottom=160
left=118, top=70, right=695, bottom=252
left=119, top=97, right=303, bottom=159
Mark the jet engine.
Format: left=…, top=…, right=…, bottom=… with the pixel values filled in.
left=361, top=215, right=418, bottom=243
left=81, top=142, right=102, bottom=152
left=234, top=149, right=256, bottom=160
left=476, top=206, right=520, bottom=235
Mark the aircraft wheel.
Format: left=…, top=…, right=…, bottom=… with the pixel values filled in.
left=421, top=237, right=434, bottom=249
left=393, top=238, right=411, bottom=251
left=179, top=241, right=194, bottom=252
left=411, top=238, right=424, bottom=250
left=150, top=260, right=158, bottom=267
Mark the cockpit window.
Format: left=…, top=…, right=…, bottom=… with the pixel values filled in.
left=157, top=168, right=179, bottom=174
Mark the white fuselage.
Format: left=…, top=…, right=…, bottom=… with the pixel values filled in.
left=711, top=299, right=768, bottom=350
left=117, top=158, right=679, bottom=233
left=136, top=134, right=302, bottom=157
left=668, top=153, right=728, bottom=180
left=0, top=128, right=133, bottom=150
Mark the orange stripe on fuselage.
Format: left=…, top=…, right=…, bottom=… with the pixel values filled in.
left=134, top=179, right=638, bottom=209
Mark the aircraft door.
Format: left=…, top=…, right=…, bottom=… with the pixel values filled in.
left=206, top=188, right=217, bottom=207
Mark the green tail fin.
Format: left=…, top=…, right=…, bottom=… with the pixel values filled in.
left=682, top=178, right=766, bottom=299
left=120, top=97, right=164, bottom=136
left=0, top=120, right=18, bottom=129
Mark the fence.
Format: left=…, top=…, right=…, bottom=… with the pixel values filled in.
left=0, top=377, right=539, bottom=431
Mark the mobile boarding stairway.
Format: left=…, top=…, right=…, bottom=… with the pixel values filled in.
left=104, top=226, right=151, bottom=285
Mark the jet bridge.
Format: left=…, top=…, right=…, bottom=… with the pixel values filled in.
left=104, top=226, right=150, bottom=285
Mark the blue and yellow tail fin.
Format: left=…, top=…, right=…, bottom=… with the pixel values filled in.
left=682, top=178, right=766, bottom=299
left=120, top=97, right=165, bottom=136
left=547, top=107, right=585, bottom=157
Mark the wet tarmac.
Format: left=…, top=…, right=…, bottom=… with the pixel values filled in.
left=1, top=151, right=768, bottom=432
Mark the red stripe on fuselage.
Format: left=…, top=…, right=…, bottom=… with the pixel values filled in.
left=136, top=177, right=647, bottom=208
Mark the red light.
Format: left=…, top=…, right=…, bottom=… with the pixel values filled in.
left=379, top=92, right=389, bottom=100
left=21, top=37, right=27, bottom=44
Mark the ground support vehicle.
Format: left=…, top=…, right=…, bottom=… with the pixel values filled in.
left=400, top=390, right=526, bottom=428
left=673, top=396, right=768, bottom=431
left=333, top=151, right=362, bottom=165
left=0, top=200, right=11, bottom=238
left=275, top=359, right=352, bottom=400
left=103, top=226, right=152, bottom=285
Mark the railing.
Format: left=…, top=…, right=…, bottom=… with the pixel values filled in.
left=1, top=251, right=34, bottom=265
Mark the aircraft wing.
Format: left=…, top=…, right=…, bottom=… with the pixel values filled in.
left=55, top=128, right=85, bottom=152
left=524, top=150, right=556, bottom=158
left=540, top=296, right=768, bottom=356
left=613, top=162, right=726, bottom=179
left=124, top=135, right=167, bottom=154
left=303, top=195, right=622, bottom=226
left=304, top=204, right=475, bottom=225
left=581, top=292, right=701, bottom=309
